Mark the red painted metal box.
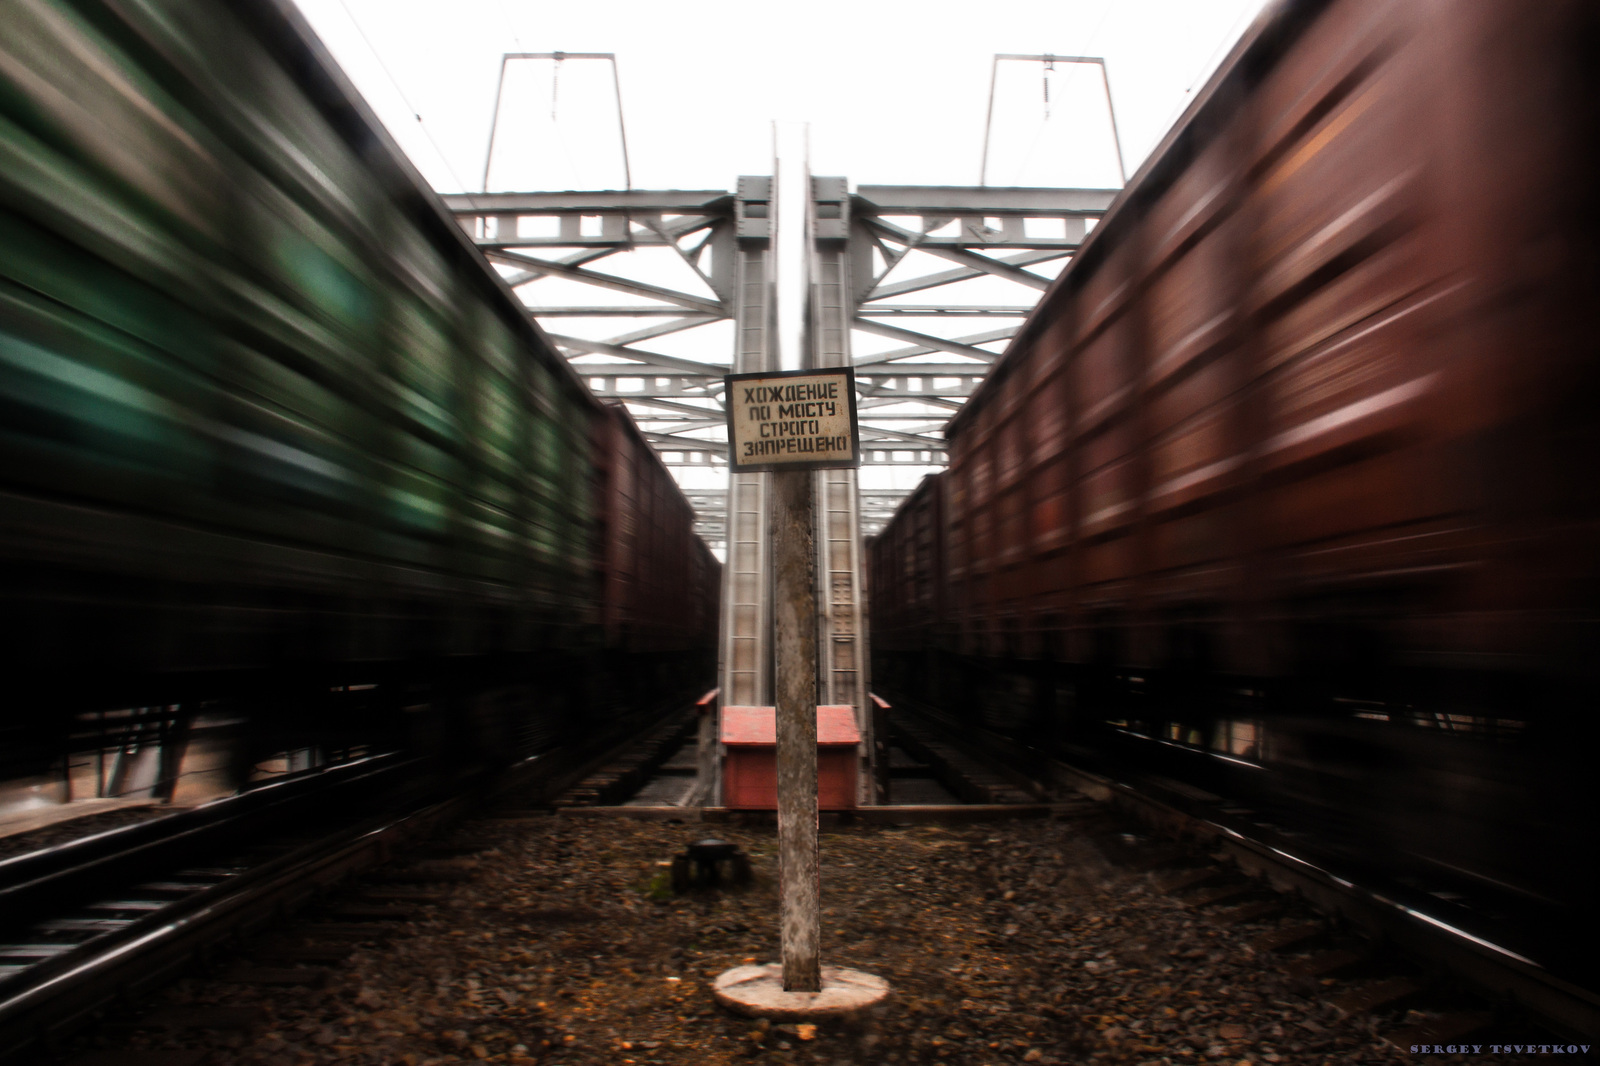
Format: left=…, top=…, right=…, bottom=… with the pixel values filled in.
left=721, top=705, right=860, bottom=810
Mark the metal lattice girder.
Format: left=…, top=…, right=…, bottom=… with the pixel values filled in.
left=852, top=185, right=1116, bottom=216
left=719, top=177, right=775, bottom=714
left=839, top=182, right=1119, bottom=522
left=447, top=187, right=746, bottom=547
left=445, top=163, right=1123, bottom=808
left=445, top=181, right=1120, bottom=543
left=809, top=177, right=870, bottom=795
left=444, top=189, right=731, bottom=215
left=686, top=488, right=909, bottom=539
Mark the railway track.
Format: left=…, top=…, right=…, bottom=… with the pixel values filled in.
left=886, top=696, right=1600, bottom=1046
left=0, top=754, right=454, bottom=1061
left=0, top=689, right=710, bottom=1062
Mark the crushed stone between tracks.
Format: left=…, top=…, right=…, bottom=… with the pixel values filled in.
left=86, top=813, right=1436, bottom=1065
left=0, top=804, right=175, bottom=862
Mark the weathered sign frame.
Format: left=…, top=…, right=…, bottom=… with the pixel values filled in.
left=724, top=367, right=861, bottom=473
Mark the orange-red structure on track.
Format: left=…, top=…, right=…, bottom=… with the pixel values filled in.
left=720, top=706, right=860, bottom=810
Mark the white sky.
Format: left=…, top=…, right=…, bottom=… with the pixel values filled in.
left=292, top=0, right=1271, bottom=194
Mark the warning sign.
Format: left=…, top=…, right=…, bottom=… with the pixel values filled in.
left=725, top=367, right=860, bottom=472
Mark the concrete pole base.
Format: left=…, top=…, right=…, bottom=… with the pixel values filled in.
left=712, top=964, right=890, bottom=1020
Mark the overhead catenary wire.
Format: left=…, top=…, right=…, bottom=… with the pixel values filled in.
left=982, top=54, right=1126, bottom=187
left=982, top=0, right=1123, bottom=187
left=333, top=0, right=470, bottom=191
left=494, top=0, right=526, bottom=52
left=1012, top=118, right=1051, bottom=187
left=1153, top=0, right=1265, bottom=138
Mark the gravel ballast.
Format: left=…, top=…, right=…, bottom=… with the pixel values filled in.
left=75, top=811, right=1442, bottom=1065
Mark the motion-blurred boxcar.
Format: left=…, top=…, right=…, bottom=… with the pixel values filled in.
left=871, top=0, right=1599, bottom=915
left=0, top=0, right=717, bottom=774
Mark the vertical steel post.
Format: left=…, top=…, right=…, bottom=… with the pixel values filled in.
left=714, top=176, right=777, bottom=806
left=771, top=467, right=820, bottom=991
left=810, top=177, right=871, bottom=800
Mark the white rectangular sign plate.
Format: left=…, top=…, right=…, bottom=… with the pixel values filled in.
left=724, top=367, right=860, bottom=472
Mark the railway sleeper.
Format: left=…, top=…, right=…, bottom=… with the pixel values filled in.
left=67, top=1048, right=208, bottom=1066
left=1182, top=881, right=1257, bottom=910
left=1327, top=974, right=1428, bottom=1017
left=295, top=923, right=394, bottom=942
left=1250, top=919, right=1328, bottom=953
left=110, top=1005, right=265, bottom=1032
left=1155, top=865, right=1228, bottom=895
left=220, top=964, right=330, bottom=988
left=356, top=885, right=450, bottom=903
left=3, top=713, right=706, bottom=1061
left=374, top=864, right=477, bottom=883
left=891, top=723, right=1038, bottom=805
left=318, top=903, right=418, bottom=922
left=1206, top=898, right=1282, bottom=926
left=1282, top=945, right=1375, bottom=980
left=554, top=712, right=700, bottom=807
left=246, top=943, right=354, bottom=965
left=883, top=690, right=1585, bottom=1045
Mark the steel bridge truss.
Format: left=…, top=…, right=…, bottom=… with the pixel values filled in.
left=444, top=181, right=1113, bottom=547
left=446, top=179, right=1113, bottom=805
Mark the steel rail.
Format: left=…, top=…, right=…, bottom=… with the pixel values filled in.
left=0, top=754, right=411, bottom=930
left=891, top=697, right=1600, bottom=1041
left=1050, top=758, right=1600, bottom=1041
left=0, top=772, right=456, bottom=1059
left=0, top=685, right=712, bottom=1059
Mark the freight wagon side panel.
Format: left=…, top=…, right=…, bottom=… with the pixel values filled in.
left=0, top=0, right=611, bottom=718
left=1243, top=0, right=1465, bottom=640
left=1136, top=126, right=1252, bottom=619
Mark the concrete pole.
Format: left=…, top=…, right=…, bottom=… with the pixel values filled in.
left=771, top=465, right=820, bottom=992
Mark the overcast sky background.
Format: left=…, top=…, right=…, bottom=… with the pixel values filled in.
left=291, top=0, right=1273, bottom=194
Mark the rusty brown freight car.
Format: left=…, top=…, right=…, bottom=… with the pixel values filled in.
left=940, top=0, right=1599, bottom=700
left=866, top=472, right=946, bottom=658
left=871, top=0, right=1599, bottom=916
left=593, top=404, right=721, bottom=697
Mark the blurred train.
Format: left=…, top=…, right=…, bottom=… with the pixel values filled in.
left=870, top=0, right=1599, bottom=926
left=0, top=0, right=719, bottom=779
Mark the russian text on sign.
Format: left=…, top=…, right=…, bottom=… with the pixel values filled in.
left=725, top=368, right=860, bottom=473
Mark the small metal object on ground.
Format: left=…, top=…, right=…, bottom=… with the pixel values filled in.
left=670, top=838, right=752, bottom=892
left=712, top=963, right=890, bottom=1020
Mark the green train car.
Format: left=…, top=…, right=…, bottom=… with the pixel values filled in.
left=0, top=0, right=718, bottom=772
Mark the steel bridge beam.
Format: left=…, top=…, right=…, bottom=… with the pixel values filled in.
left=447, top=180, right=1116, bottom=550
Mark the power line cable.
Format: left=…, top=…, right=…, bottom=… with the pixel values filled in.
left=1051, top=0, right=1119, bottom=184
left=998, top=0, right=1120, bottom=185
left=1153, top=0, right=1263, bottom=143
left=494, top=0, right=526, bottom=51
left=1012, top=114, right=1052, bottom=186
left=333, top=0, right=471, bottom=191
